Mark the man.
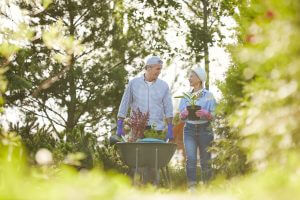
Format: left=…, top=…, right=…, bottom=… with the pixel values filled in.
left=116, top=55, right=174, bottom=185
left=117, top=55, right=174, bottom=140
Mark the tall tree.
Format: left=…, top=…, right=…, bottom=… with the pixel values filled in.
left=3, top=0, right=177, bottom=133
left=180, top=0, right=237, bottom=89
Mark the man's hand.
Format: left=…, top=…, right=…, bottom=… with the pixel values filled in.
left=166, top=123, right=174, bottom=141
left=195, top=109, right=212, bottom=120
left=180, top=109, right=189, bottom=119
left=116, top=119, right=125, bottom=137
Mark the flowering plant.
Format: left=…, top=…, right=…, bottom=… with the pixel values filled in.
left=126, top=108, right=149, bottom=142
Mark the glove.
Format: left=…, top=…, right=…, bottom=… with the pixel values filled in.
left=195, top=109, right=212, bottom=120
left=166, top=123, right=174, bottom=140
left=116, top=119, right=125, bottom=137
left=180, top=109, right=189, bottom=119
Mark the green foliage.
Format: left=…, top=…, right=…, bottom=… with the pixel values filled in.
left=211, top=64, right=251, bottom=178
left=0, top=132, right=132, bottom=200
left=3, top=0, right=177, bottom=134
left=182, top=0, right=236, bottom=56
left=177, top=0, right=239, bottom=88
left=166, top=164, right=187, bottom=189
left=0, top=68, right=7, bottom=111
left=3, top=0, right=300, bottom=198
left=54, top=127, right=97, bottom=169
left=174, top=92, right=200, bottom=108
left=210, top=115, right=251, bottom=178
left=230, top=0, right=300, bottom=167
left=3, top=123, right=300, bottom=199
left=10, top=118, right=128, bottom=172
left=143, top=128, right=165, bottom=140
left=216, top=0, right=300, bottom=171
left=94, top=139, right=129, bottom=173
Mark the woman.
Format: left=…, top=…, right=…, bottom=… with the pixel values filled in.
left=179, top=67, right=216, bottom=188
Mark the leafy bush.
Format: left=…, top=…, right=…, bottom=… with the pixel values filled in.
left=166, top=164, right=187, bottom=189
left=94, top=139, right=129, bottom=173
left=0, top=131, right=133, bottom=200
left=9, top=115, right=57, bottom=163
left=229, top=0, right=300, bottom=168
left=3, top=120, right=300, bottom=199
left=210, top=115, right=251, bottom=178
left=10, top=119, right=128, bottom=172
left=216, top=0, right=300, bottom=171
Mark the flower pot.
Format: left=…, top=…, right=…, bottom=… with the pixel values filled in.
left=186, top=105, right=201, bottom=121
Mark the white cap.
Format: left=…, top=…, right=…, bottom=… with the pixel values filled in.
left=192, top=67, right=207, bottom=82
left=146, top=56, right=163, bottom=66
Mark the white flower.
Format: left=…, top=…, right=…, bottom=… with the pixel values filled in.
left=35, top=148, right=53, bottom=165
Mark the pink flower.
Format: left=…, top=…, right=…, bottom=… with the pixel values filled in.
left=127, top=108, right=149, bottom=142
left=265, top=10, right=275, bottom=20
left=245, top=34, right=255, bottom=43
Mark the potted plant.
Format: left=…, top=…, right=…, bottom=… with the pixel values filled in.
left=126, top=108, right=149, bottom=142
left=175, top=92, right=201, bottom=120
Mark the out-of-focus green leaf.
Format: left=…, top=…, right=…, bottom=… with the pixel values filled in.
left=41, top=0, right=52, bottom=8
left=0, top=42, right=20, bottom=58
left=216, top=0, right=300, bottom=172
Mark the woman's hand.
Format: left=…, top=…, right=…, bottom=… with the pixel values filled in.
left=195, top=109, right=212, bottom=120
left=180, top=109, right=189, bottom=119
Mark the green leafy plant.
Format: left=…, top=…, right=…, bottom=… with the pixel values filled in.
left=175, top=92, right=202, bottom=120
left=143, top=129, right=165, bottom=140
left=143, top=123, right=165, bottom=140
left=175, top=92, right=199, bottom=108
left=210, top=114, right=250, bottom=178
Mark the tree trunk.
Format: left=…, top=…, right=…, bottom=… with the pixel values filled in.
left=66, top=55, right=77, bottom=132
left=66, top=0, right=77, bottom=132
left=202, top=0, right=210, bottom=89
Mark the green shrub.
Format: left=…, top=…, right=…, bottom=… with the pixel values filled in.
left=10, top=119, right=128, bottom=172
left=94, top=139, right=129, bottom=173
left=166, top=164, right=187, bottom=189
left=210, top=115, right=251, bottom=178
left=0, top=131, right=133, bottom=200
left=228, top=0, right=300, bottom=168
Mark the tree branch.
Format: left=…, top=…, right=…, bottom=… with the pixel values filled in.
left=182, top=0, right=203, bottom=18
left=40, top=101, right=60, bottom=134
left=10, top=102, right=66, bottom=128
left=32, top=64, right=71, bottom=97
left=29, top=97, right=67, bottom=124
left=74, top=9, right=89, bottom=27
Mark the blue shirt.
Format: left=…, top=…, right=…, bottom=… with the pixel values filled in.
left=117, top=75, right=173, bottom=130
left=178, top=89, right=216, bottom=124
